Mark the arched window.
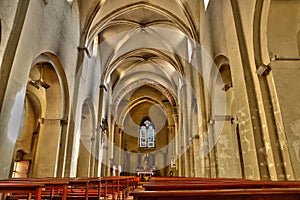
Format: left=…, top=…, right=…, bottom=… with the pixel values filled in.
left=139, top=119, right=155, bottom=148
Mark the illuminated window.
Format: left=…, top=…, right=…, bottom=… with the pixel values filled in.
left=139, top=119, right=155, bottom=148
left=204, top=0, right=210, bottom=10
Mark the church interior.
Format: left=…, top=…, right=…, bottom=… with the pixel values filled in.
left=1, top=0, right=300, bottom=199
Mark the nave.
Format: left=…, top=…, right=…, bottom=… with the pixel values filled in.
left=1, top=2, right=300, bottom=199
left=2, top=176, right=300, bottom=200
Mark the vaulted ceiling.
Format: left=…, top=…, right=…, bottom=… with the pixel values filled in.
left=76, top=0, right=204, bottom=125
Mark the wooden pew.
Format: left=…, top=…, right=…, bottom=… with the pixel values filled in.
left=66, top=178, right=90, bottom=200
left=70, top=176, right=123, bottom=200
left=1, top=178, right=89, bottom=200
left=0, top=177, right=69, bottom=200
left=56, top=177, right=124, bottom=200
left=100, top=176, right=133, bottom=200
left=0, top=181, right=44, bottom=200
left=119, top=176, right=138, bottom=190
left=136, top=177, right=300, bottom=200
left=93, top=176, right=135, bottom=200
left=32, top=178, right=68, bottom=200
left=1, top=176, right=135, bottom=200
left=148, top=176, right=245, bottom=183
left=65, top=176, right=134, bottom=200
left=144, top=179, right=300, bottom=191
left=130, top=188, right=300, bottom=200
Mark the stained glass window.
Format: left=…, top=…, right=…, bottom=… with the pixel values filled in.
left=139, top=120, right=155, bottom=148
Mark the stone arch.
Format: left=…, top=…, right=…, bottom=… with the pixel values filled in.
left=12, top=52, right=69, bottom=178
left=259, top=0, right=299, bottom=180
left=209, top=54, right=231, bottom=118
left=102, top=48, right=185, bottom=83
left=77, top=98, right=96, bottom=177
left=112, top=79, right=178, bottom=121
left=213, top=55, right=232, bottom=92
left=253, top=0, right=271, bottom=65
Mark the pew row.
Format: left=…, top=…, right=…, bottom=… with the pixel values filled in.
left=131, top=177, right=300, bottom=200
left=144, top=180, right=300, bottom=191
left=148, top=176, right=245, bottom=183
left=130, top=188, right=300, bottom=200
left=0, top=176, right=137, bottom=200
left=0, top=181, right=44, bottom=200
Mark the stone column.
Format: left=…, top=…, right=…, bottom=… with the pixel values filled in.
left=56, top=119, right=69, bottom=177
left=189, top=139, right=195, bottom=177
left=112, top=124, right=122, bottom=175
left=117, top=128, right=123, bottom=169
left=167, top=125, right=174, bottom=173
left=90, top=132, right=96, bottom=177
left=266, top=73, right=294, bottom=180
left=182, top=86, right=190, bottom=177
left=95, top=85, right=107, bottom=177
left=76, top=136, right=92, bottom=177
left=190, top=46, right=209, bottom=177
left=93, top=126, right=101, bottom=177
left=108, top=120, right=115, bottom=176
left=64, top=44, right=89, bottom=177
left=172, top=113, right=180, bottom=176
left=33, top=120, right=61, bottom=177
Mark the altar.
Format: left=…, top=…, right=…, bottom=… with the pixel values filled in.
left=136, top=154, right=158, bottom=182
left=137, top=171, right=154, bottom=182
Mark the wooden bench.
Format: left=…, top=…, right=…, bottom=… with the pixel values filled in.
left=100, top=176, right=135, bottom=200
left=0, top=176, right=135, bottom=200
left=148, top=176, right=245, bottom=183
left=0, top=178, right=69, bottom=200
left=0, top=181, right=44, bottom=200
left=134, top=177, right=300, bottom=200
left=130, top=188, right=300, bottom=200
left=144, top=179, right=300, bottom=191
left=64, top=176, right=134, bottom=200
